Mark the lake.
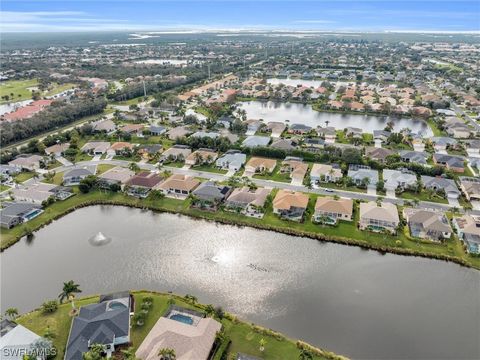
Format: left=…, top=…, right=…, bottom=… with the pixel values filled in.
left=1, top=206, right=478, bottom=359
left=237, top=100, right=434, bottom=137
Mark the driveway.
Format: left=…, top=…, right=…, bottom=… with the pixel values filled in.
left=225, top=170, right=236, bottom=177
left=92, top=155, right=102, bottom=162
left=386, top=189, right=396, bottom=198
left=291, top=178, right=303, bottom=186
left=367, top=186, right=377, bottom=196
left=374, top=139, right=383, bottom=148
left=57, top=156, right=73, bottom=166
left=448, top=197, right=460, bottom=208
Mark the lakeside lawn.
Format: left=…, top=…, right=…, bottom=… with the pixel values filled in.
left=0, top=79, right=39, bottom=104
left=1, top=190, right=479, bottom=270
left=17, top=291, right=334, bottom=360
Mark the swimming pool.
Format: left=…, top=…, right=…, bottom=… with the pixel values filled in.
left=169, top=313, right=194, bottom=325
left=108, top=301, right=127, bottom=310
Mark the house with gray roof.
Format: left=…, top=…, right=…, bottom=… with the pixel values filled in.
left=398, top=150, right=428, bottom=165
left=63, top=166, right=96, bottom=186
left=190, top=131, right=220, bottom=139
left=65, top=293, right=131, bottom=360
left=0, top=202, right=42, bottom=229
left=430, top=137, right=457, bottom=152
left=432, top=153, right=465, bottom=173
left=192, top=181, right=232, bottom=209
left=242, top=136, right=270, bottom=148
left=216, top=151, right=246, bottom=172
left=421, top=176, right=460, bottom=199
left=347, top=165, right=378, bottom=187
left=383, top=169, right=417, bottom=192
left=403, top=208, right=452, bottom=241
left=373, top=130, right=391, bottom=142
left=288, top=123, right=312, bottom=134
left=270, top=138, right=296, bottom=151
left=149, top=125, right=166, bottom=136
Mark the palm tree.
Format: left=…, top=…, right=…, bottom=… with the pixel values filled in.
left=259, top=338, right=267, bottom=352
left=58, top=280, right=82, bottom=309
left=158, top=348, right=176, bottom=360
left=184, top=294, right=197, bottom=304
left=129, top=162, right=140, bottom=173
left=121, top=347, right=138, bottom=360
left=205, top=304, right=215, bottom=317
left=4, top=307, right=18, bottom=320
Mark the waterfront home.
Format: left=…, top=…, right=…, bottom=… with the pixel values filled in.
left=270, top=138, right=296, bottom=151
left=288, top=123, right=312, bottom=135
left=459, top=177, right=480, bottom=201
left=421, top=176, right=460, bottom=199
left=81, top=141, right=110, bottom=155
left=65, top=292, right=132, bottom=360
left=281, top=157, right=309, bottom=184
left=242, top=135, right=270, bottom=148
left=345, top=127, right=363, bottom=139
left=303, top=138, right=325, bottom=151
left=347, top=165, right=378, bottom=188
left=0, top=202, right=42, bottom=229
left=185, top=149, right=218, bottom=166
left=135, top=306, right=221, bottom=360
left=98, top=167, right=135, bottom=189
left=192, top=181, right=232, bottom=209
left=383, top=169, right=417, bottom=192
left=137, top=144, right=163, bottom=160
left=161, top=145, right=191, bottom=162
left=310, top=164, right=342, bottom=185
left=432, top=153, right=465, bottom=173
left=244, top=157, right=277, bottom=175
left=8, top=155, right=43, bottom=171
left=430, top=137, right=457, bottom=153
left=149, top=125, right=167, bottom=136
left=317, top=126, right=336, bottom=143
left=452, top=215, right=480, bottom=254
left=373, top=130, right=391, bottom=143
left=0, top=323, right=42, bottom=360
left=403, top=208, right=452, bottom=241
left=157, top=174, right=200, bottom=199
left=313, top=197, right=353, bottom=224
left=225, top=186, right=271, bottom=218
left=445, top=121, right=472, bottom=139
left=244, top=119, right=263, bottom=134
left=63, top=167, right=96, bottom=186
left=216, top=151, right=247, bottom=172
left=217, top=115, right=235, bottom=129
left=365, top=147, right=395, bottom=164
left=108, top=142, right=135, bottom=156
left=11, top=182, right=73, bottom=204
left=125, top=171, right=163, bottom=197
left=398, top=150, right=428, bottom=165
left=273, top=189, right=309, bottom=222
left=167, top=126, right=192, bottom=140
left=359, top=201, right=399, bottom=233
left=266, top=121, right=286, bottom=137
left=45, top=142, right=70, bottom=157
left=121, top=124, right=145, bottom=136
left=92, top=119, right=116, bottom=133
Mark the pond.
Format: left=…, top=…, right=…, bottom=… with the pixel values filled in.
left=237, top=100, right=433, bottom=137
left=1, top=206, right=478, bottom=359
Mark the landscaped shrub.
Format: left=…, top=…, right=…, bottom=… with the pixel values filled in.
left=41, top=300, right=58, bottom=314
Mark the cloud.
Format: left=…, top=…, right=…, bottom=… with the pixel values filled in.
left=292, top=20, right=336, bottom=24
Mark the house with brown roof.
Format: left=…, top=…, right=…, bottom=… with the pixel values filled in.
left=244, top=157, right=277, bottom=175
left=167, top=126, right=192, bottom=140
left=161, top=145, right=191, bottom=162
left=45, top=143, right=70, bottom=157
left=273, top=189, right=309, bottom=221
left=359, top=201, right=399, bottom=234
left=8, top=155, right=44, bottom=171
left=225, top=186, right=271, bottom=218
left=108, top=142, right=135, bottom=156
left=365, top=147, right=395, bottom=164
left=280, top=157, right=309, bottom=184
left=313, top=197, right=353, bottom=224
left=121, top=124, right=145, bottom=136
left=125, top=171, right=163, bottom=197
left=157, top=174, right=200, bottom=199
left=98, top=166, right=135, bottom=189
left=453, top=215, right=480, bottom=254
left=460, top=177, right=480, bottom=201
left=403, top=208, right=452, bottom=241
left=185, top=149, right=218, bottom=166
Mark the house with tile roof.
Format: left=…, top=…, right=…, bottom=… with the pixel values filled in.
left=313, top=197, right=353, bottom=224
left=359, top=201, right=399, bottom=234
left=225, top=186, right=271, bottom=218
left=403, top=208, right=452, bottom=241
left=272, top=189, right=309, bottom=221
left=157, top=174, right=200, bottom=199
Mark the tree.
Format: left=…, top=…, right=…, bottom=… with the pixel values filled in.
left=129, top=162, right=140, bottom=172
left=121, top=347, right=139, bottom=360
left=259, top=338, right=267, bottom=352
left=158, top=348, right=176, bottom=360
left=41, top=300, right=58, bottom=314
left=4, top=307, right=18, bottom=320
left=184, top=294, right=197, bottom=304
left=79, top=175, right=98, bottom=193
left=82, top=344, right=105, bottom=360
left=205, top=304, right=215, bottom=317
left=298, top=349, right=314, bottom=360
left=58, top=280, right=82, bottom=309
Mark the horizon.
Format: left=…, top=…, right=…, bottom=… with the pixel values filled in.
left=1, top=0, right=479, bottom=33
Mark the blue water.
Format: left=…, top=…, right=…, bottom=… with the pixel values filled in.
left=170, top=313, right=194, bottom=325
left=25, top=209, right=42, bottom=220
left=108, top=301, right=127, bottom=310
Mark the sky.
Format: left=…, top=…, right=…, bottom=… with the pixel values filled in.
left=1, top=1, right=479, bottom=33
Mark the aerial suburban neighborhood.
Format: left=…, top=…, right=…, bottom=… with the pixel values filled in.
left=1, top=1, right=479, bottom=360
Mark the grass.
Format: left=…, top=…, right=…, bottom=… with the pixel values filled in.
left=44, top=83, right=76, bottom=97
left=399, top=190, right=448, bottom=204
left=427, top=118, right=447, bottom=137
left=96, top=164, right=115, bottom=175
left=0, top=79, right=39, bottom=104
left=0, top=184, right=10, bottom=192
left=192, top=164, right=228, bottom=174
left=17, top=291, right=335, bottom=360
left=47, top=160, right=63, bottom=170
left=2, top=190, right=479, bottom=270
left=14, top=171, right=35, bottom=183
left=42, top=171, right=65, bottom=186
left=74, top=152, right=93, bottom=163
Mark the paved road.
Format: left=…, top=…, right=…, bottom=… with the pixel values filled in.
left=52, top=159, right=465, bottom=214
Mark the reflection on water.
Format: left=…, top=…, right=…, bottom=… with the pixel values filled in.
left=1, top=206, right=478, bottom=359
left=238, top=100, right=433, bottom=137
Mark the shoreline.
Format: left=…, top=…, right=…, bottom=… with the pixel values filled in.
left=1, top=193, right=478, bottom=270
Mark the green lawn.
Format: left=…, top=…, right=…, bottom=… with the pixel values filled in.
left=96, top=164, right=115, bottom=175
left=17, top=291, right=336, bottom=360
left=47, top=160, right=63, bottom=170
left=192, top=164, right=228, bottom=174
left=42, top=171, right=65, bottom=186
left=0, top=79, right=39, bottom=104
left=0, top=184, right=10, bottom=192
left=14, top=171, right=35, bottom=183
left=399, top=190, right=448, bottom=204
left=44, top=83, right=76, bottom=97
